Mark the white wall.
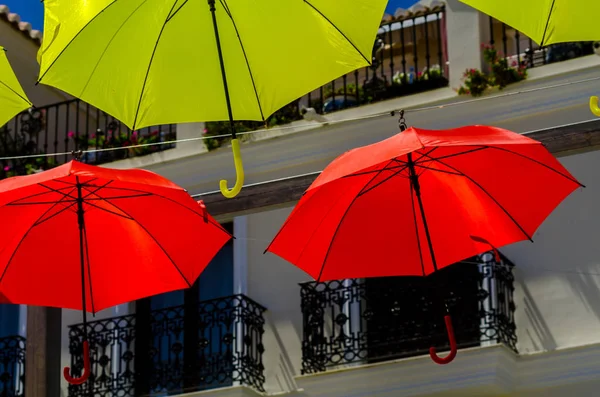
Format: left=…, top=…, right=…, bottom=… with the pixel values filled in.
left=444, top=0, right=487, bottom=90
left=238, top=148, right=600, bottom=395
left=59, top=303, right=134, bottom=397
left=240, top=208, right=308, bottom=394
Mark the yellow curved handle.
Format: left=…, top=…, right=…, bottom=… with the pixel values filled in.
left=590, top=96, right=600, bottom=117
left=219, top=138, right=245, bottom=198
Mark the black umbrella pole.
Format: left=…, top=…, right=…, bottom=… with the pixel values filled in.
left=63, top=179, right=92, bottom=385
left=407, top=153, right=457, bottom=365
left=406, top=153, right=437, bottom=271
left=76, top=181, right=88, bottom=337
left=208, top=0, right=236, bottom=138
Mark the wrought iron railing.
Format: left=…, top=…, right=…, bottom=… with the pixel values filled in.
left=67, top=295, right=266, bottom=397
left=299, top=251, right=517, bottom=374
left=0, top=99, right=177, bottom=179
left=0, top=336, right=26, bottom=397
left=304, top=6, right=448, bottom=114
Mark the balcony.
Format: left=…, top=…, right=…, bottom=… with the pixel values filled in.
left=0, top=99, right=177, bottom=179
left=0, top=336, right=26, bottom=397
left=67, top=295, right=266, bottom=397
left=299, top=251, right=517, bottom=374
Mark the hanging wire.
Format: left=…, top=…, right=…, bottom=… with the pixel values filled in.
left=1, top=74, right=600, bottom=162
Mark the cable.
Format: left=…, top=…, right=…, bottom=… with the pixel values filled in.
left=2, top=74, right=600, bottom=162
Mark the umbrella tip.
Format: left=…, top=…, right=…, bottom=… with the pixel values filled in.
left=71, top=150, right=83, bottom=161
left=390, top=109, right=407, bottom=131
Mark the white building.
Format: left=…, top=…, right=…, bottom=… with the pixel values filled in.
left=1, top=1, right=600, bottom=397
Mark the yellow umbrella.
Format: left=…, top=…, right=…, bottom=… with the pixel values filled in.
left=0, top=47, right=32, bottom=128
left=458, top=0, right=600, bottom=117
left=459, top=0, right=599, bottom=45
left=37, top=0, right=387, bottom=198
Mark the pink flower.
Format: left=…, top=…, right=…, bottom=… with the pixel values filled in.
left=203, top=128, right=208, bottom=134
left=3, top=166, right=9, bottom=171
left=132, top=131, right=138, bottom=137
left=67, top=131, right=75, bottom=139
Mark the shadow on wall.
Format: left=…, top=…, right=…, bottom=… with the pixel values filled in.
left=568, top=271, right=600, bottom=324
left=262, top=312, right=300, bottom=393
left=518, top=274, right=558, bottom=352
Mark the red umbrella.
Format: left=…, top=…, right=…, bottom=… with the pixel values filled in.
left=266, top=123, right=583, bottom=363
left=0, top=290, right=10, bottom=303
left=0, top=159, right=231, bottom=384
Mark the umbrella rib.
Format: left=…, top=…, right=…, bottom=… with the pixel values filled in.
left=485, top=146, right=584, bottom=187
left=78, top=0, right=151, bottom=100
left=0, top=80, right=32, bottom=107
left=132, top=0, right=181, bottom=130
left=540, top=0, right=556, bottom=47
left=0, top=191, right=76, bottom=285
left=422, top=146, right=488, bottom=163
left=413, top=163, right=462, bottom=176
left=419, top=153, right=533, bottom=242
left=303, top=0, right=370, bottom=65
left=101, top=199, right=192, bottom=287
left=79, top=186, right=139, bottom=219
left=218, top=0, right=265, bottom=121
left=83, top=185, right=228, bottom=233
left=357, top=165, right=408, bottom=197
left=37, top=0, right=121, bottom=84
left=341, top=163, right=406, bottom=178
left=33, top=201, right=78, bottom=227
left=4, top=185, right=77, bottom=206
left=316, top=159, right=396, bottom=282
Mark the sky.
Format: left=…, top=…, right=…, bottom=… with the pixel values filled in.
left=386, top=0, right=420, bottom=14
left=1, top=0, right=417, bottom=33
left=3, top=0, right=44, bottom=31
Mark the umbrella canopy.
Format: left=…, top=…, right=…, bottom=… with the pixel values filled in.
left=266, top=125, right=582, bottom=281
left=37, top=0, right=388, bottom=198
left=0, top=47, right=32, bottom=128
left=37, top=0, right=386, bottom=127
left=0, top=160, right=231, bottom=312
left=458, top=0, right=599, bottom=46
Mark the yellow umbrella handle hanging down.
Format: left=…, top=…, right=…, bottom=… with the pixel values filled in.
left=208, top=0, right=244, bottom=199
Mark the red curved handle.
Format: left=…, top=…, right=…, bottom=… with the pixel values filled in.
left=63, top=340, right=91, bottom=385
left=429, top=315, right=457, bottom=365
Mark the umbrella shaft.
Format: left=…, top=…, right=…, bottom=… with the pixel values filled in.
left=407, top=154, right=438, bottom=272
left=76, top=181, right=88, bottom=340
left=208, top=0, right=236, bottom=138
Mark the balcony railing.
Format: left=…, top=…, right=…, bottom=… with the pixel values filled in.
left=300, top=251, right=517, bottom=374
left=67, top=295, right=266, bottom=397
left=304, top=6, right=448, bottom=115
left=0, top=99, right=177, bottom=179
left=0, top=336, right=26, bottom=397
